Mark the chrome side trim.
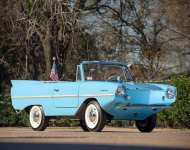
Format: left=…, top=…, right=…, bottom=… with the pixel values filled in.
left=12, top=95, right=77, bottom=99
left=80, top=93, right=114, bottom=97
left=12, top=93, right=114, bottom=99
left=118, top=104, right=171, bottom=109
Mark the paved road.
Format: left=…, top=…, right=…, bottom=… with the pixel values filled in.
left=0, top=127, right=190, bottom=150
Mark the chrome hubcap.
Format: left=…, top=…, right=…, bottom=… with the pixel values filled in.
left=33, top=110, right=40, bottom=123
left=89, top=108, right=97, bottom=122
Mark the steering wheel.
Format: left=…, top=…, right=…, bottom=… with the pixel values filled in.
left=107, top=75, right=121, bottom=82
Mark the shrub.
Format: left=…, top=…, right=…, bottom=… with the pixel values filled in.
left=0, top=95, right=29, bottom=127
left=157, top=75, right=190, bottom=128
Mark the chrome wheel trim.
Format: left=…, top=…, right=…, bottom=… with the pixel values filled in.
left=85, top=104, right=99, bottom=129
left=29, top=106, right=42, bottom=129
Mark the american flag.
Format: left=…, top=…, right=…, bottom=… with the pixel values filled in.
left=49, top=61, right=59, bottom=81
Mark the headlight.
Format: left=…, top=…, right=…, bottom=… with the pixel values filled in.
left=116, top=86, right=126, bottom=96
left=166, top=88, right=175, bottom=99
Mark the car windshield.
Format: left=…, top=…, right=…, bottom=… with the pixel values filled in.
left=83, top=63, right=134, bottom=82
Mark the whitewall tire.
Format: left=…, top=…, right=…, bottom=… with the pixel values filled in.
left=29, top=106, right=47, bottom=131
left=80, top=101, right=106, bottom=132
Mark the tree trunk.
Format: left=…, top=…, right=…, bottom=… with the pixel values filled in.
left=42, top=36, right=51, bottom=78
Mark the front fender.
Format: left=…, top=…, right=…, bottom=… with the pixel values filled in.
left=78, top=81, right=119, bottom=108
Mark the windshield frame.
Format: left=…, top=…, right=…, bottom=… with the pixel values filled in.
left=81, top=61, right=134, bottom=82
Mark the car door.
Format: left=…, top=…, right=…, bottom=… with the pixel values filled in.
left=52, top=81, right=80, bottom=108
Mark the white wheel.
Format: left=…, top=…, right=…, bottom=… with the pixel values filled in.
left=29, top=106, right=47, bottom=131
left=80, top=101, right=106, bottom=132
left=85, top=104, right=99, bottom=129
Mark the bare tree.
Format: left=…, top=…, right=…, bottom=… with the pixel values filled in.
left=14, top=0, right=81, bottom=78
left=82, top=0, right=185, bottom=79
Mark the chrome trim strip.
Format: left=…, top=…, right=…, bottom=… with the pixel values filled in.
left=80, top=93, right=114, bottom=97
left=12, top=93, right=114, bottom=99
left=118, top=105, right=171, bottom=109
left=12, top=95, right=77, bottom=99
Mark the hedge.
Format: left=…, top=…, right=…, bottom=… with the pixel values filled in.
left=157, top=75, right=190, bottom=128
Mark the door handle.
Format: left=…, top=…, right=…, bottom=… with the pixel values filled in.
left=54, top=89, right=60, bottom=92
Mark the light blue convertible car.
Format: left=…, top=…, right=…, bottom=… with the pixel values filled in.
left=11, top=61, right=176, bottom=132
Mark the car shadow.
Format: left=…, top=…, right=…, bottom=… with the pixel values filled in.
left=12, top=129, right=163, bottom=134
left=0, top=142, right=189, bottom=150
left=102, top=130, right=162, bottom=133
left=102, top=130, right=139, bottom=133
left=44, top=130, right=139, bottom=134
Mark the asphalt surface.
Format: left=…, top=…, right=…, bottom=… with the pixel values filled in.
left=0, top=127, right=190, bottom=150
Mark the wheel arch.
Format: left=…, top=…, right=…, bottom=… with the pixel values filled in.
left=75, top=97, right=97, bottom=118
left=24, top=105, right=43, bottom=114
left=75, top=97, right=113, bottom=120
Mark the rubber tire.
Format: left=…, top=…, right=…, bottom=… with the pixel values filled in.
left=80, top=101, right=106, bottom=132
left=79, top=119, right=89, bottom=132
left=29, top=106, right=48, bottom=131
left=135, top=114, right=157, bottom=132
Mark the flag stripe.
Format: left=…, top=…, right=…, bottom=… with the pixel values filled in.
left=49, top=62, right=59, bottom=81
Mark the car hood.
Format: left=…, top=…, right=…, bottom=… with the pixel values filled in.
left=123, top=82, right=170, bottom=91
